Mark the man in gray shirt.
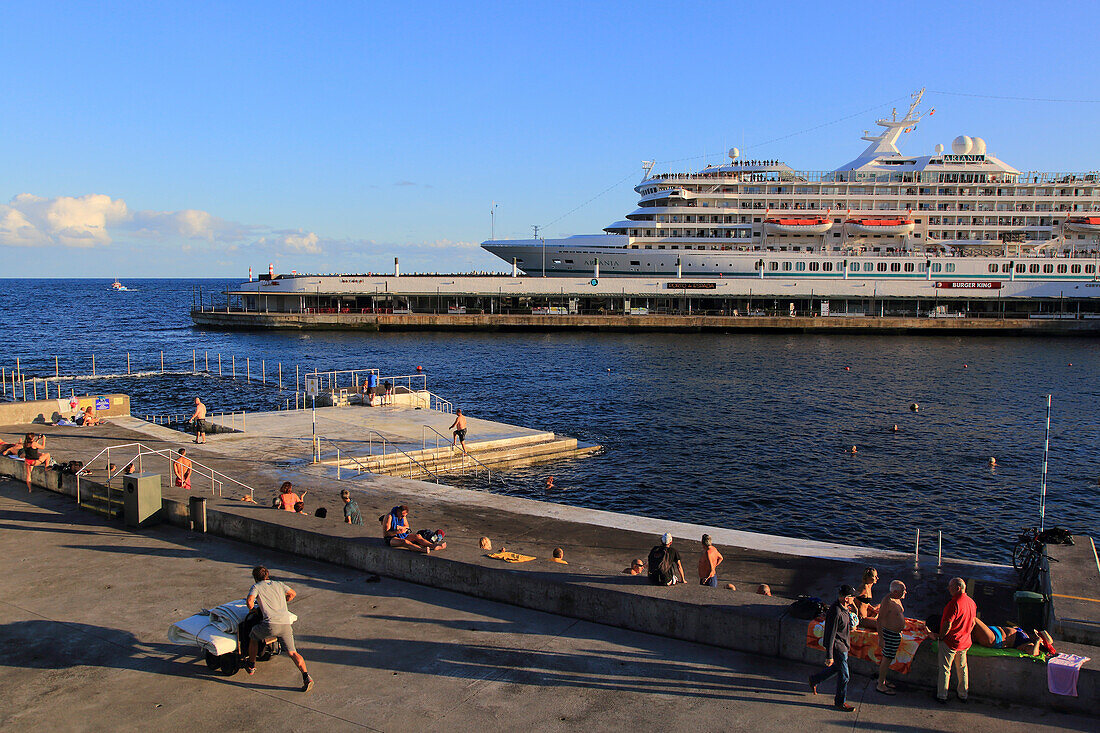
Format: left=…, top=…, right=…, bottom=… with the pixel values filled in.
left=245, top=566, right=314, bottom=692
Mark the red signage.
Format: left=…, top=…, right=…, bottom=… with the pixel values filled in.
left=934, top=281, right=1002, bottom=290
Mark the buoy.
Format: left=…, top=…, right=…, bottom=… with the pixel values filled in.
left=963, top=364, right=968, bottom=368
left=891, top=424, right=899, bottom=433
left=416, top=365, right=423, bottom=372
left=910, top=403, right=920, bottom=412
left=607, top=368, right=611, bottom=372
left=845, top=366, right=850, bottom=371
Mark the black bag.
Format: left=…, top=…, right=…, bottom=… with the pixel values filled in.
left=1036, top=527, right=1074, bottom=546
left=788, top=595, right=827, bottom=620
left=61, top=460, right=84, bottom=475
left=647, top=545, right=674, bottom=585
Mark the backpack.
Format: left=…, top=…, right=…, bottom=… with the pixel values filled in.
left=788, top=595, right=827, bottom=620
left=647, top=545, right=674, bottom=585
left=1036, top=527, right=1074, bottom=546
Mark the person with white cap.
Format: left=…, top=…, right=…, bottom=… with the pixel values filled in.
left=647, top=532, right=686, bottom=586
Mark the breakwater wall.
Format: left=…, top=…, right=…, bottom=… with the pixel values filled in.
left=192, top=311, right=1100, bottom=335
left=0, top=394, right=130, bottom=425
left=3, top=456, right=1095, bottom=716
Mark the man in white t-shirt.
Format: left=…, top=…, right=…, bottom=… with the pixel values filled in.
left=245, top=566, right=314, bottom=692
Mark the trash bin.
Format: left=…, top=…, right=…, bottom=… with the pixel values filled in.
left=1014, top=590, right=1049, bottom=631
left=189, top=496, right=207, bottom=533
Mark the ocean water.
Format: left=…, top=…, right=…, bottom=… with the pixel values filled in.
left=2, top=278, right=1097, bottom=564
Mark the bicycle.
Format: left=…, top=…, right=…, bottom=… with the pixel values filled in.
left=1012, top=527, right=1058, bottom=592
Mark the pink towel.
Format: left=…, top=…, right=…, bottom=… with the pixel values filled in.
left=1047, top=653, right=1090, bottom=697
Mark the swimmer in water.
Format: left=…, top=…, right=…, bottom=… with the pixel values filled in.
left=849, top=446, right=858, bottom=454
left=545, top=476, right=555, bottom=490
left=891, top=424, right=899, bottom=433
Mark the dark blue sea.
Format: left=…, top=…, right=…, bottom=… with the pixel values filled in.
left=2, top=278, right=1097, bottom=564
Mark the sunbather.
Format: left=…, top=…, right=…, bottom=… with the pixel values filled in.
left=80, top=406, right=102, bottom=426
left=21, top=433, right=51, bottom=492
left=971, top=618, right=1052, bottom=656
left=381, top=505, right=445, bottom=553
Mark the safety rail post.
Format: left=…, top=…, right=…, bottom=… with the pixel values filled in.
left=127, top=352, right=131, bottom=374
left=337, top=448, right=341, bottom=480
left=247, top=357, right=251, bottom=383
left=218, top=353, right=222, bottom=376
left=205, top=351, right=209, bottom=372
left=161, top=351, right=164, bottom=372
left=262, top=359, right=266, bottom=384
left=54, top=355, right=59, bottom=378
left=92, top=353, right=96, bottom=376
left=192, top=349, right=196, bottom=373
left=278, top=363, right=282, bottom=390
left=232, top=356, right=236, bottom=379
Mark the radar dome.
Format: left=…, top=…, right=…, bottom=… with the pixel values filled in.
left=970, top=137, right=987, bottom=155
left=935, top=143, right=945, bottom=154
left=728, top=147, right=740, bottom=161
left=952, top=135, right=974, bottom=155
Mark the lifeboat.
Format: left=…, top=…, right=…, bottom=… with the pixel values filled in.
left=844, top=216, right=915, bottom=236
left=1065, top=216, right=1100, bottom=233
left=765, top=215, right=833, bottom=235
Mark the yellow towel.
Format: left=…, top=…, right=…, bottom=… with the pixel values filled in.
left=487, top=551, right=535, bottom=563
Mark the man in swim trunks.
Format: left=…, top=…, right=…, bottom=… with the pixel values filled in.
left=449, top=409, right=468, bottom=454
left=188, top=397, right=207, bottom=443
left=875, top=580, right=907, bottom=695
left=173, top=448, right=192, bottom=490
left=697, top=534, right=723, bottom=587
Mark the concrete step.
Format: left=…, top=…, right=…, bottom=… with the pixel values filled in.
left=320, top=434, right=587, bottom=478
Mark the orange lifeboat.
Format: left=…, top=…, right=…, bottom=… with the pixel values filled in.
left=844, top=216, right=915, bottom=236
left=765, top=215, right=833, bottom=235
left=1065, top=216, right=1100, bottom=233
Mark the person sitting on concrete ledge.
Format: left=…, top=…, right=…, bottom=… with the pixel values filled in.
left=551, top=547, right=567, bottom=564
left=381, top=505, right=446, bottom=553
left=854, top=567, right=880, bottom=630
left=278, top=482, right=304, bottom=512
left=80, top=406, right=102, bottom=427
left=648, top=533, right=686, bottom=586
left=757, top=584, right=772, bottom=596
left=293, top=501, right=308, bottom=516
left=0, top=441, right=19, bottom=457
left=622, top=559, right=646, bottom=575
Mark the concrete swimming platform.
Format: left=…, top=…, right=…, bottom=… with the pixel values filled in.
left=1, top=399, right=1096, bottom=717
left=4, top=483, right=1092, bottom=732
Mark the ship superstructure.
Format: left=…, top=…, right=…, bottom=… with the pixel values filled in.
left=482, top=90, right=1100, bottom=285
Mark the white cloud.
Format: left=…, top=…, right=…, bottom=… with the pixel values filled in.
left=278, top=230, right=321, bottom=254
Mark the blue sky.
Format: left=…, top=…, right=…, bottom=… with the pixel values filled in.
left=3, top=1, right=1099, bottom=277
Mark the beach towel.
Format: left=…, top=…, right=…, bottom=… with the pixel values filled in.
left=934, top=641, right=1048, bottom=663
left=1047, top=653, right=1090, bottom=696
left=807, top=617, right=929, bottom=674
left=487, top=551, right=536, bottom=563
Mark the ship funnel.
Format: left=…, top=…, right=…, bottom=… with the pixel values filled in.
left=394, top=257, right=400, bottom=278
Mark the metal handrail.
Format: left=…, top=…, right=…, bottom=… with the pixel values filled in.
left=314, top=432, right=441, bottom=484
left=80, top=441, right=257, bottom=499
left=425, top=391, right=453, bottom=413
left=420, top=424, right=493, bottom=483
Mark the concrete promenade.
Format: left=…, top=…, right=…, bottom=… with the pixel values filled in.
left=1, top=481, right=1092, bottom=733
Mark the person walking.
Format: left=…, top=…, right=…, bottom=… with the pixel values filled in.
left=932, top=577, right=976, bottom=704
left=341, top=489, right=363, bottom=525
left=449, top=409, right=468, bottom=454
left=809, top=584, right=858, bottom=712
left=697, top=534, right=723, bottom=587
left=187, top=397, right=207, bottom=444
left=244, top=566, right=314, bottom=692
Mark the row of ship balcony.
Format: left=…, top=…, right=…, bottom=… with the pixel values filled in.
left=628, top=203, right=1099, bottom=217
left=642, top=188, right=1100, bottom=200
left=643, top=170, right=1100, bottom=185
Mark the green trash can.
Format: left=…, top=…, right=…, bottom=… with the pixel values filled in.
left=1014, top=590, right=1049, bottom=630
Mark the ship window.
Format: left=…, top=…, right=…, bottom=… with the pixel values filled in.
left=783, top=262, right=792, bottom=271
left=795, top=262, right=806, bottom=271
left=1016, top=264, right=1026, bottom=273
left=630, top=261, right=640, bottom=266
left=904, top=263, right=915, bottom=272
left=1071, top=264, right=1082, bottom=273
left=1002, top=264, right=1012, bottom=273
left=931, top=263, right=942, bottom=272
left=565, top=259, right=573, bottom=264
left=918, top=263, right=928, bottom=272
left=644, top=245, right=652, bottom=249
left=850, top=262, right=859, bottom=271
left=658, top=246, right=665, bottom=249
left=833, top=233, right=841, bottom=237
left=822, top=262, right=833, bottom=272
left=890, top=263, right=901, bottom=272
left=877, top=263, right=888, bottom=272
left=1043, top=264, right=1054, bottom=273
left=1057, top=264, right=1067, bottom=273
left=1029, top=264, right=1040, bottom=273
left=552, top=259, right=562, bottom=264
left=945, top=264, right=956, bottom=273
left=809, top=262, right=820, bottom=271
left=988, top=264, right=997, bottom=273
left=1086, top=264, right=1096, bottom=273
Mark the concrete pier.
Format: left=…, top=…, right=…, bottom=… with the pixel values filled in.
left=192, top=310, right=1100, bottom=334
left=2, top=406, right=1097, bottom=717
left=3, top=483, right=1092, bottom=732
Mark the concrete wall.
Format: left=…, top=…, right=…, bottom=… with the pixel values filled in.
left=0, top=394, right=131, bottom=425
left=4, top=457, right=1096, bottom=716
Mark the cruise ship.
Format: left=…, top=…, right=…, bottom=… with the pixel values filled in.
left=482, top=90, right=1100, bottom=290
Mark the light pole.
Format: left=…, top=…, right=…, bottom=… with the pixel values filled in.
left=491, top=202, right=499, bottom=241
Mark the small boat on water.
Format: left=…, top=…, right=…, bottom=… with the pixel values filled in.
left=111, top=278, right=131, bottom=292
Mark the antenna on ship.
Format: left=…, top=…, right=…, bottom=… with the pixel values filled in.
left=532, top=225, right=540, bottom=240
left=641, top=160, right=655, bottom=182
